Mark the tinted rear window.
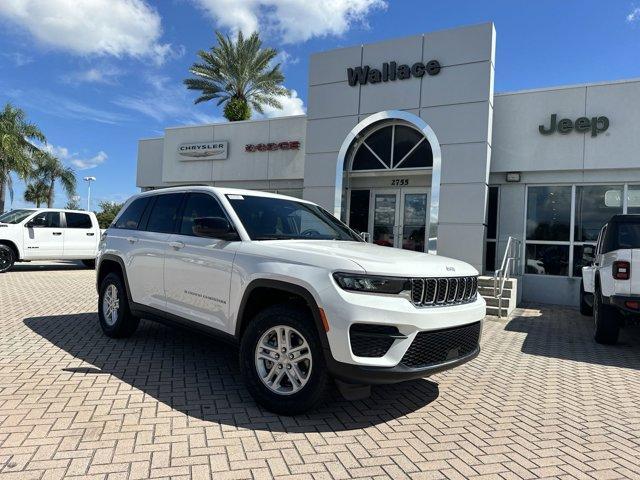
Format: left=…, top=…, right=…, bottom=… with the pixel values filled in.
left=145, top=194, right=184, bottom=233
left=66, top=212, right=92, bottom=229
left=606, top=222, right=640, bottom=251
left=114, top=197, right=149, bottom=230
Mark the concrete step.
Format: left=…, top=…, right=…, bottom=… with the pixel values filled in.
left=478, top=286, right=514, bottom=299
left=478, top=275, right=517, bottom=289
left=483, top=295, right=516, bottom=308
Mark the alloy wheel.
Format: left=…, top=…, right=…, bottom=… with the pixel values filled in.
left=254, top=325, right=312, bottom=395
left=102, top=284, right=120, bottom=326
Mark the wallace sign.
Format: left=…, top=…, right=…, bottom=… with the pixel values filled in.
left=347, top=60, right=441, bottom=86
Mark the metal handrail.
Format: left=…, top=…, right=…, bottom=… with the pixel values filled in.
left=492, top=236, right=521, bottom=318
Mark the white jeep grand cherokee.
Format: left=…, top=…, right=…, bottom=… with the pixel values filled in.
left=97, top=186, right=485, bottom=414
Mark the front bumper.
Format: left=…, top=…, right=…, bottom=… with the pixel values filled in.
left=326, top=345, right=480, bottom=385
left=318, top=281, right=486, bottom=383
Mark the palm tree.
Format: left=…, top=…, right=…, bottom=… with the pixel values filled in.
left=23, top=180, right=49, bottom=207
left=32, top=152, right=76, bottom=208
left=0, top=103, right=45, bottom=212
left=184, top=31, right=290, bottom=121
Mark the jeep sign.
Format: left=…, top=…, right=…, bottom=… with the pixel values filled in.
left=178, top=141, right=228, bottom=160
left=347, top=60, right=441, bottom=86
left=539, top=114, right=609, bottom=137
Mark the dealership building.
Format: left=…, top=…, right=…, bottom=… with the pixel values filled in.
left=137, top=22, right=640, bottom=306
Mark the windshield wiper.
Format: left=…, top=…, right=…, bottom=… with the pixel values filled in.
left=252, top=234, right=296, bottom=240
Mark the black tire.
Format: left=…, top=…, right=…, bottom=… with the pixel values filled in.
left=580, top=280, right=593, bottom=316
left=0, top=244, right=15, bottom=273
left=82, top=259, right=96, bottom=269
left=240, top=304, right=328, bottom=415
left=593, top=287, right=620, bottom=345
left=98, top=272, right=140, bottom=338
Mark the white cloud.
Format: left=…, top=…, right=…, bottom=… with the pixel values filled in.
left=114, top=75, right=226, bottom=125
left=2, top=52, right=33, bottom=66
left=0, top=0, right=174, bottom=64
left=69, top=151, right=108, bottom=170
left=192, top=0, right=386, bottom=43
left=627, top=7, right=640, bottom=22
left=7, top=88, right=128, bottom=124
left=40, top=143, right=108, bottom=170
left=256, top=89, right=305, bottom=118
left=60, top=65, right=123, bottom=85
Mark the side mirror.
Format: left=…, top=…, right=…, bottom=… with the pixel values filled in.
left=582, top=244, right=596, bottom=264
left=192, top=217, right=238, bottom=240
left=360, top=231, right=370, bottom=242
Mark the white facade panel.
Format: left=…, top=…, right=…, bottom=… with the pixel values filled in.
left=491, top=87, right=586, bottom=172
left=584, top=81, right=640, bottom=170
left=308, top=45, right=362, bottom=86
left=422, top=23, right=495, bottom=66
left=421, top=61, right=494, bottom=108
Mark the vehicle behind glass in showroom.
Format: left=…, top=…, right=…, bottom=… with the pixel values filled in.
left=96, top=186, right=485, bottom=414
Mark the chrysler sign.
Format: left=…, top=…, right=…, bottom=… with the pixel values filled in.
left=178, top=141, right=228, bottom=160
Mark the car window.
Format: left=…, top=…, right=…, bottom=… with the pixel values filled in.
left=30, top=211, right=61, bottom=228
left=179, top=193, right=228, bottom=237
left=65, top=212, right=92, bottom=229
left=0, top=209, right=35, bottom=224
left=114, top=197, right=149, bottom=230
left=596, top=226, right=606, bottom=254
left=145, top=194, right=184, bottom=234
left=615, top=222, right=640, bottom=249
left=227, top=194, right=360, bottom=241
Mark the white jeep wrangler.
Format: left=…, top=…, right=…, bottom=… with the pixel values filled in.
left=96, top=187, right=485, bottom=414
left=581, top=214, right=640, bottom=344
left=0, top=208, right=100, bottom=272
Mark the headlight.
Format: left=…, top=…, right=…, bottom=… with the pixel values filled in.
left=333, top=272, right=410, bottom=294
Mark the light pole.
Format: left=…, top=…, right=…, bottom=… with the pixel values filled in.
left=84, top=176, right=96, bottom=211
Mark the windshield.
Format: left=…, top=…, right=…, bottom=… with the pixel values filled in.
left=0, top=209, right=35, bottom=224
left=226, top=194, right=361, bottom=241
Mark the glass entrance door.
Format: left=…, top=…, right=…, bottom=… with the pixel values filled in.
left=371, top=191, right=397, bottom=247
left=366, top=188, right=429, bottom=251
left=400, top=190, right=428, bottom=252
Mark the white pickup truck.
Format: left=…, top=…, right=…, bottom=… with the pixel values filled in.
left=581, top=214, right=640, bottom=344
left=0, top=208, right=100, bottom=272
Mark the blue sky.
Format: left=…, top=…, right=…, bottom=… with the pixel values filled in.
left=1, top=0, right=640, bottom=210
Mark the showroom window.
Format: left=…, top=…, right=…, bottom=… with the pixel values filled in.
left=524, top=184, right=629, bottom=277
left=485, top=186, right=499, bottom=272
left=349, top=123, right=433, bottom=171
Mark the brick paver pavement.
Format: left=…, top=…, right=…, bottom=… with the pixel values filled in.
left=1, top=261, right=639, bottom=479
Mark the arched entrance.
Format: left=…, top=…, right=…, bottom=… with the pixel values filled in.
left=334, top=110, right=441, bottom=254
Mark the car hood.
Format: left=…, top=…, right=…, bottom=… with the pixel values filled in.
left=243, top=240, right=478, bottom=277
left=0, top=223, right=20, bottom=233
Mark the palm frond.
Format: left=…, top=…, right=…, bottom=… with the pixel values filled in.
left=184, top=31, right=290, bottom=120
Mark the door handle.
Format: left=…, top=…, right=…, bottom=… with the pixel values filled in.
left=52, top=232, right=62, bottom=236
left=126, top=237, right=138, bottom=244
left=169, top=241, right=185, bottom=249
left=86, top=232, right=95, bottom=236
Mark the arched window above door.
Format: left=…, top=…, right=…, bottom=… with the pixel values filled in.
left=350, top=123, right=433, bottom=171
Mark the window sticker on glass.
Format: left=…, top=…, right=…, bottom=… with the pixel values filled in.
left=228, top=195, right=244, bottom=200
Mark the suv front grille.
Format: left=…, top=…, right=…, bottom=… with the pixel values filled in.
left=400, top=321, right=481, bottom=368
left=410, top=276, right=477, bottom=306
